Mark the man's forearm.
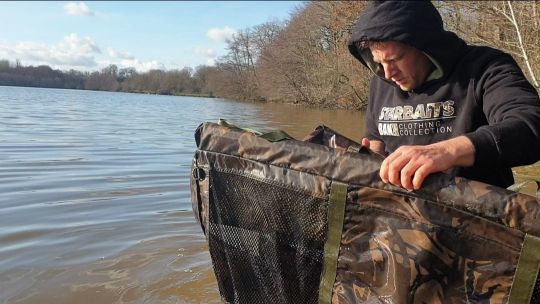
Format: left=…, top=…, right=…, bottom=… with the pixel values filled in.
left=430, top=135, right=475, bottom=168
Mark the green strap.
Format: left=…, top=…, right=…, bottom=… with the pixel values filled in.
left=259, top=130, right=293, bottom=142
left=508, top=233, right=540, bottom=304
left=218, top=118, right=294, bottom=142
left=319, top=181, right=347, bottom=304
left=507, top=179, right=540, bottom=197
left=218, top=118, right=261, bottom=134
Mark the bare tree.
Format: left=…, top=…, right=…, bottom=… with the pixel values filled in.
left=436, top=1, right=540, bottom=90
left=256, top=1, right=370, bottom=109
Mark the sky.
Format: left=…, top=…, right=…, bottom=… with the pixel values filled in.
left=0, top=1, right=303, bottom=72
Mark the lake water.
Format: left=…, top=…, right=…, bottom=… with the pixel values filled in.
left=0, top=86, right=538, bottom=303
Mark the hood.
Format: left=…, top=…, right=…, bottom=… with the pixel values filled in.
left=348, top=1, right=466, bottom=85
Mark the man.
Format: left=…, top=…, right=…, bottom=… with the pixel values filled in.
left=348, top=1, right=540, bottom=191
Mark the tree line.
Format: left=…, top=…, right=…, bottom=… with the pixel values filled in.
left=0, top=59, right=211, bottom=96
left=1, top=1, right=539, bottom=110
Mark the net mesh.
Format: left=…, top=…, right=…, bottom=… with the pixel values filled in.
left=207, top=169, right=328, bottom=304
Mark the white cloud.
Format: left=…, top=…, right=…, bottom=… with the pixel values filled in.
left=0, top=34, right=166, bottom=72
left=117, top=59, right=163, bottom=72
left=206, top=26, right=236, bottom=43
left=103, top=47, right=163, bottom=72
left=64, top=2, right=94, bottom=16
left=59, top=33, right=101, bottom=54
left=194, top=47, right=216, bottom=66
left=106, top=47, right=135, bottom=60
left=0, top=34, right=100, bottom=70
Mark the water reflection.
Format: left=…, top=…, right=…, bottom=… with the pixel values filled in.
left=232, top=101, right=366, bottom=141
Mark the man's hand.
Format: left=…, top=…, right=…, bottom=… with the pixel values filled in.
left=379, top=136, right=476, bottom=191
left=361, top=138, right=387, bottom=156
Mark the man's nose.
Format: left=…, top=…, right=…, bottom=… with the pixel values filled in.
left=383, top=63, right=396, bottom=79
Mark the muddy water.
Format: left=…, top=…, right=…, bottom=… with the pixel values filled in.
left=0, top=86, right=537, bottom=303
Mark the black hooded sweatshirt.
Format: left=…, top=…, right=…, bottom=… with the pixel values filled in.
left=348, top=1, right=540, bottom=188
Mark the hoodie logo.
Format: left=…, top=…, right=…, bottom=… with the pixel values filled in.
left=377, top=100, right=455, bottom=136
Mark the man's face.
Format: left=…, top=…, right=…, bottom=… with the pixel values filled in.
left=370, top=41, right=432, bottom=91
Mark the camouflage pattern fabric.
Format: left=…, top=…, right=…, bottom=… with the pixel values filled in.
left=191, top=122, right=540, bottom=304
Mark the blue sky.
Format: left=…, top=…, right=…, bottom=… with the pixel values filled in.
left=0, top=1, right=303, bottom=72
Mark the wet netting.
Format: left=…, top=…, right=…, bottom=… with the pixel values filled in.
left=207, top=169, right=328, bottom=304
